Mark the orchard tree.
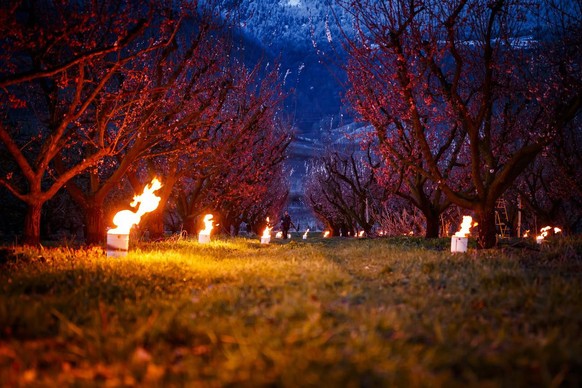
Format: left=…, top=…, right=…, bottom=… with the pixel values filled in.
left=0, top=0, right=181, bottom=244
left=170, top=64, right=292, bottom=236
left=58, top=0, right=233, bottom=244
left=375, top=155, right=452, bottom=238
left=306, top=142, right=385, bottom=237
left=517, top=116, right=582, bottom=234
left=339, top=0, right=581, bottom=248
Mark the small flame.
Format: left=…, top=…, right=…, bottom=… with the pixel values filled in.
left=454, top=216, right=477, bottom=237
left=536, top=225, right=562, bottom=242
left=200, top=214, right=214, bottom=236
left=108, top=178, right=162, bottom=235
left=323, top=231, right=330, bottom=238
left=275, top=231, right=283, bottom=238
left=358, top=231, right=365, bottom=237
left=303, top=229, right=310, bottom=239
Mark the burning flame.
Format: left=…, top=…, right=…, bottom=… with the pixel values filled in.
left=536, top=225, right=562, bottom=243
left=303, top=229, right=310, bottom=239
left=108, top=178, right=162, bottom=235
left=358, top=231, right=365, bottom=237
left=200, top=214, right=214, bottom=236
left=262, top=217, right=272, bottom=238
left=323, top=231, right=330, bottom=238
left=454, top=216, right=477, bottom=238
left=275, top=231, right=283, bottom=238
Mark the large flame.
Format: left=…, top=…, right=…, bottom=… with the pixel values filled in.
left=199, top=214, right=214, bottom=236
left=454, top=216, right=477, bottom=237
left=108, top=178, right=162, bottom=235
left=262, top=217, right=272, bottom=238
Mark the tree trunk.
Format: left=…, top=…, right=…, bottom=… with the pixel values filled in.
left=23, top=201, right=43, bottom=245
left=85, top=201, right=106, bottom=245
left=424, top=211, right=440, bottom=239
left=146, top=211, right=165, bottom=240
left=476, top=207, right=497, bottom=249
left=184, top=215, right=198, bottom=236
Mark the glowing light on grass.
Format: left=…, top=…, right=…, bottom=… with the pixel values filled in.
left=198, top=214, right=214, bottom=243
left=323, top=231, right=330, bottom=238
left=303, top=229, right=310, bottom=239
left=451, top=215, right=477, bottom=253
left=358, top=231, right=365, bottom=237
left=275, top=231, right=283, bottom=238
left=536, top=225, right=562, bottom=244
left=107, top=178, right=162, bottom=257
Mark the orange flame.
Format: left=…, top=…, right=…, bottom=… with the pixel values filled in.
left=536, top=225, right=562, bottom=242
left=108, top=178, right=162, bottom=235
left=200, top=214, right=214, bottom=236
left=262, top=217, right=272, bottom=238
left=323, top=231, right=330, bottom=238
left=454, top=216, right=477, bottom=237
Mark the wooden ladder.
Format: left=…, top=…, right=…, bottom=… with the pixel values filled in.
left=495, top=198, right=510, bottom=238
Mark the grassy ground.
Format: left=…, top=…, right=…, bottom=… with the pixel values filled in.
left=0, top=235, right=581, bottom=386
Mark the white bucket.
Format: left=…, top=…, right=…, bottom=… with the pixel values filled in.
left=107, top=233, right=129, bottom=257
left=198, top=233, right=211, bottom=244
left=260, top=236, right=270, bottom=244
left=450, top=236, right=468, bottom=253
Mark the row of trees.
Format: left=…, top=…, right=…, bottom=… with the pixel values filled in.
left=0, top=0, right=291, bottom=245
left=306, top=0, right=581, bottom=248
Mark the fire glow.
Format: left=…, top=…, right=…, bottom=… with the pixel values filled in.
left=303, top=229, right=310, bottom=239
left=106, top=178, right=162, bottom=257
left=198, top=214, right=214, bottom=243
left=261, top=218, right=272, bottom=244
left=323, top=231, right=330, bottom=238
left=454, top=216, right=477, bottom=238
left=451, top=215, right=477, bottom=253
left=536, top=225, right=562, bottom=243
left=108, top=178, right=162, bottom=235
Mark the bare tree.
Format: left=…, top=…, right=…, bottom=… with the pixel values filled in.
left=339, top=0, right=581, bottom=248
left=306, top=142, right=385, bottom=236
left=0, top=0, right=180, bottom=244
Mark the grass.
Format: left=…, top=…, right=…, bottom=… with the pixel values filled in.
left=0, top=235, right=581, bottom=386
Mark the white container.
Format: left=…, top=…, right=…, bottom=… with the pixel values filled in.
left=107, top=233, right=129, bottom=257
left=450, top=236, right=468, bottom=253
left=260, top=236, right=270, bottom=244
left=198, top=233, right=211, bottom=244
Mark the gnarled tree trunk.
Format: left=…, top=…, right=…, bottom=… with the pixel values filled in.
left=23, top=202, right=43, bottom=245
left=476, top=206, right=497, bottom=249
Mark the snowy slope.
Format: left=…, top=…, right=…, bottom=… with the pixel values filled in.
left=230, top=0, right=351, bottom=50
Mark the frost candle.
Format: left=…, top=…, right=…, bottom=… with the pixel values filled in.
left=451, top=215, right=476, bottom=253
left=198, top=214, right=214, bottom=243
